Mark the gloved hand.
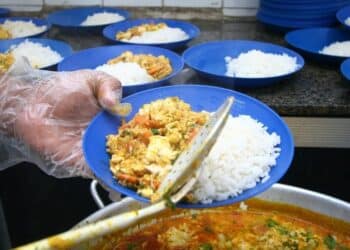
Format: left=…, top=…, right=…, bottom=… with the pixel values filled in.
left=0, top=57, right=122, bottom=178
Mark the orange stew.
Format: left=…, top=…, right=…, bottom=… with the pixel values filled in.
left=95, top=199, right=350, bottom=250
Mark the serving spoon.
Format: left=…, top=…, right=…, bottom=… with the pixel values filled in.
left=14, top=96, right=234, bottom=250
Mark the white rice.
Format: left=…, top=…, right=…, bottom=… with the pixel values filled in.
left=225, top=49, right=299, bottom=78
left=345, top=17, right=350, bottom=26
left=95, top=62, right=155, bottom=85
left=9, top=40, right=62, bottom=68
left=122, top=26, right=189, bottom=44
left=192, top=115, right=281, bottom=204
left=319, top=41, right=350, bottom=57
left=1, top=20, right=46, bottom=38
left=81, top=12, right=125, bottom=26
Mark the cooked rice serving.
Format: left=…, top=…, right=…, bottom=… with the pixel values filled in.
left=1, top=20, right=46, bottom=38
left=345, top=17, right=350, bottom=26
left=96, top=62, right=155, bottom=86
left=81, top=12, right=125, bottom=26
left=225, top=49, right=299, bottom=78
left=9, top=40, right=62, bottom=68
left=192, top=115, right=281, bottom=203
left=319, top=41, right=350, bottom=57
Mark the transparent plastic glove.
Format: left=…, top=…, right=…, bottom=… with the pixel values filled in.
left=0, top=57, right=122, bottom=178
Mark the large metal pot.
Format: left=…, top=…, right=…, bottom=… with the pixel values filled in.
left=77, top=183, right=350, bottom=227
left=70, top=183, right=349, bottom=249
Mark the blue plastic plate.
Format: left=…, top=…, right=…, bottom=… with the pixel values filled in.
left=58, top=45, right=184, bottom=96
left=337, top=5, right=350, bottom=30
left=341, top=58, right=350, bottom=81
left=0, top=8, right=10, bottom=17
left=0, top=38, right=73, bottom=70
left=0, top=17, right=50, bottom=39
left=83, top=85, right=294, bottom=208
left=103, top=18, right=200, bottom=50
left=47, top=7, right=129, bottom=30
left=183, top=40, right=304, bottom=88
left=285, top=28, right=350, bottom=64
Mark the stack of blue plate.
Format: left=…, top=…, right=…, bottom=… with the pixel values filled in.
left=257, top=0, right=350, bottom=30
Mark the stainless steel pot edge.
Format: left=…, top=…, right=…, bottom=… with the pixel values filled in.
left=76, top=183, right=350, bottom=228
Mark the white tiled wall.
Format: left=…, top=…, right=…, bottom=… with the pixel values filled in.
left=0, top=0, right=261, bottom=16
left=45, top=0, right=101, bottom=5
left=164, top=0, right=222, bottom=8
left=0, top=0, right=43, bottom=11
left=104, top=0, right=162, bottom=7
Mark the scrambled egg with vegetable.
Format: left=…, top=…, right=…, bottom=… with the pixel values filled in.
left=0, top=53, right=14, bottom=73
left=107, top=51, right=172, bottom=80
left=116, top=22, right=167, bottom=41
left=0, top=26, right=11, bottom=40
left=106, top=97, right=208, bottom=198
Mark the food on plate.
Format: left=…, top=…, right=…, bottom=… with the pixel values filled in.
left=94, top=198, right=350, bottom=249
left=106, top=97, right=281, bottom=203
left=0, top=52, right=14, bottom=73
left=80, top=12, right=125, bottom=26
left=319, top=41, right=350, bottom=57
left=96, top=51, right=172, bottom=85
left=0, top=20, right=47, bottom=39
left=1, top=40, right=63, bottom=69
left=225, top=49, right=299, bottom=78
left=115, top=22, right=189, bottom=43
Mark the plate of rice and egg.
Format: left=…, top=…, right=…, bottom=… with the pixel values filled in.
left=83, top=85, right=294, bottom=208
left=58, top=45, right=184, bottom=96
left=103, top=18, right=200, bottom=50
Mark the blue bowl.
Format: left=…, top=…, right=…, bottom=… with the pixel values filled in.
left=83, top=84, right=294, bottom=208
left=47, top=7, right=129, bottom=31
left=103, top=18, right=200, bottom=50
left=183, top=40, right=304, bottom=88
left=0, top=8, right=10, bottom=17
left=341, top=58, right=350, bottom=81
left=285, top=28, right=350, bottom=64
left=337, top=5, right=350, bottom=30
left=0, top=38, right=73, bottom=70
left=0, top=17, right=50, bottom=39
left=58, top=45, right=184, bottom=96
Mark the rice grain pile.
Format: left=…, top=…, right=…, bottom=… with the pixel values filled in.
left=124, top=27, right=189, bottom=44
left=1, top=20, right=46, bottom=38
left=81, top=12, right=125, bottom=26
left=96, top=62, right=155, bottom=85
left=345, top=17, right=350, bottom=26
left=192, top=115, right=281, bottom=204
left=319, top=41, right=350, bottom=57
left=225, top=49, right=299, bottom=78
left=9, top=40, right=62, bottom=68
